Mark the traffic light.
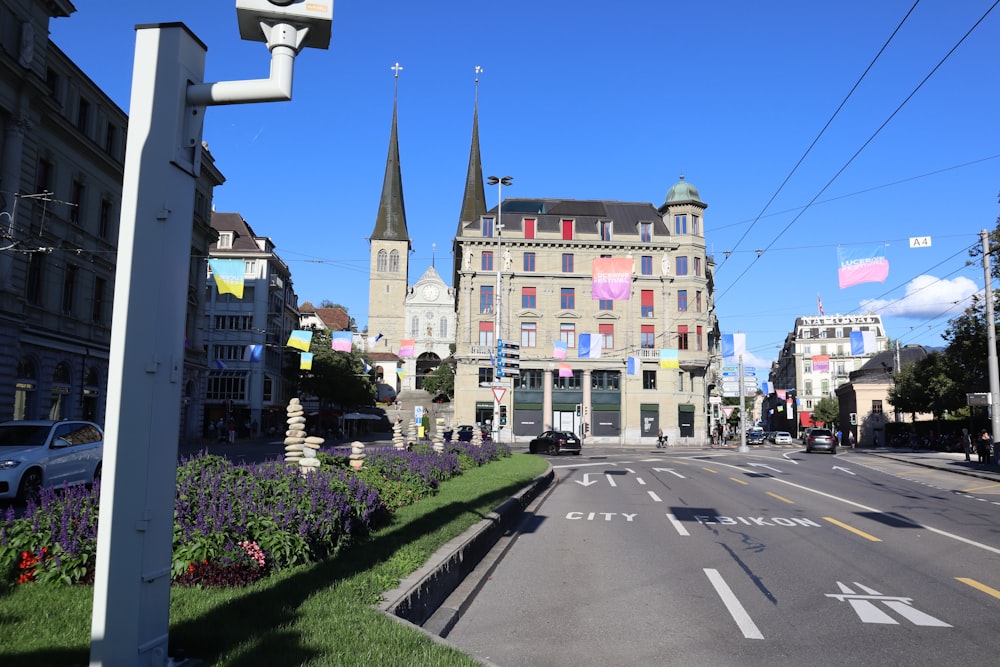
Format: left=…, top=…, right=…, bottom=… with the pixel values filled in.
left=499, top=405, right=508, bottom=426
left=849, top=412, right=857, bottom=425
left=496, top=339, right=520, bottom=378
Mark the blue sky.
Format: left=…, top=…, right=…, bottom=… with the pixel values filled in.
left=51, top=1, right=1000, bottom=369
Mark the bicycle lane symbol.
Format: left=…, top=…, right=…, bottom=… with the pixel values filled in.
left=825, top=582, right=951, bottom=627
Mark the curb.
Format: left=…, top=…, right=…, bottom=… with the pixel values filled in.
left=379, top=465, right=555, bottom=629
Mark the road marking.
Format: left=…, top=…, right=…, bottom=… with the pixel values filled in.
left=826, top=581, right=950, bottom=627
left=703, top=467, right=718, bottom=473
left=636, top=477, right=646, bottom=485
left=766, top=491, right=794, bottom=504
left=956, top=577, right=1000, bottom=600
left=574, top=473, right=599, bottom=487
left=780, top=452, right=799, bottom=464
left=667, top=513, right=690, bottom=536
left=832, top=465, right=855, bottom=475
left=606, top=474, right=617, bottom=487
left=960, top=482, right=1000, bottom=493
left=652, top=467, right=687, bottom=478
left=648, top=491, right=663, bottom=502
left=823, top=517, right=881, bottom=541
left=704, top=568, right=764, bottom=639
left=729, top=477, right=749, bottom=485
left=747, top=462, right=783, bottom=474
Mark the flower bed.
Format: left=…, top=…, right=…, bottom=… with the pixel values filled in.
left=0, top=439, right=510, bottom=588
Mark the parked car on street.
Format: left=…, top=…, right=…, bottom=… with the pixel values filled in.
left=528, top=430, right=581, bottom=455
left=804, top=428, right=837, bottom=454
left=773, top=431, right=793, bottom=445
left=747, top=428, right=766, bottom=445
left=0, top=420, right=104, bottom=503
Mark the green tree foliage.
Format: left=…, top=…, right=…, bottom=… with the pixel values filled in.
left=296, top=330, right=374, bottom=408
left=888, top=352, right=957, bottom=419
left=421, top=361, right=455, bottom=398
left=813, top=396, right=840, bottom=428
left=941, top=294, right=992, bottom=396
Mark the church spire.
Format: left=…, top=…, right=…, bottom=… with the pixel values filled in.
left=371, top=62, right=409, bottom=242
left=457, top=65, right=487, bottom=235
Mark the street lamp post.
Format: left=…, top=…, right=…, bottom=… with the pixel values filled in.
left=487, top=175, right=512, bottom=443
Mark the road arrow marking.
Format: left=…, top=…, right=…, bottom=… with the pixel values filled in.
left=652, top=467, right=687, bottom=478
left=832, top=466, right=856, bottom=475
left=574, top=473, right=599, bottom=487
left=747, top=462, right=782, bottom=474
left=826, top=582, right=950, bottom=627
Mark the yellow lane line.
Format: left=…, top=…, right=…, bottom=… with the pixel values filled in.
left=703, top=467, right=718, bottom=473
left=766, top=491, right=795, bottom=504
left=960, top=482, right=1000, bottom=493
left=729, top=477, right=749, bottom=485
left=896, top=470, right=938, bottom=476
left=956, top=578, right=1000, bottom=600
left=823, top=516, right=881, bottom=542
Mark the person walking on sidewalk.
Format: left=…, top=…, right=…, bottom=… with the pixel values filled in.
left=976, top=429, right=992, bottom=466
left=962, top=428, right=972, bottom=462
left=848, top=431, right=856, bottom=449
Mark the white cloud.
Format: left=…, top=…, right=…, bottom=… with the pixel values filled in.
left=860, top=275, right=978, bottom=318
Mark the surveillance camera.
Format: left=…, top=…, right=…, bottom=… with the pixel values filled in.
left=235, top=0, right=333, bottom=50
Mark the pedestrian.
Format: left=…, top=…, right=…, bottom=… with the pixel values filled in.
left=250, top=419, right=258, bottom=438
left=206, top=419, right=216, bottom=443
left=977, top=429, right=992, bottom=466
left=962, top=428, right=972, bottom=462
left=216, top=417, right=226, bottom=443
left=836, top=429, right=842, bottom=447
left=848, top=431, right=856, bottom=449
left=228, top=419, right=236, bottom=444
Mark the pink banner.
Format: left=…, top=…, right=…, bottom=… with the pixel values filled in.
left=838, top=246, right=889, bottom=288
left=591, top=257, right=634, bottom=300
left=812, top=355, right=830, bottom=372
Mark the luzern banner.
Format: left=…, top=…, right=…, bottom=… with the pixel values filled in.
left=837, top=246, right=889, bottom=288
left=591, top=257, right=634, bottom=300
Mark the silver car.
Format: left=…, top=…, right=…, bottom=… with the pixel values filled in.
left=804, top=428, right=837, bottom=454
left=0, top=420, right=104, bottom=503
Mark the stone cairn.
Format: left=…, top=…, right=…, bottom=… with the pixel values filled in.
left=432, top=432, right=445, bottom=454
left=392, top=419, right=406, bottom=451
left=349, top=441, right=366, bottom=470
left=407, top=419, right=418, bottom=447
left=284, top=397, right=324, bottom=473
left=471, top=426, right=483, bottom=448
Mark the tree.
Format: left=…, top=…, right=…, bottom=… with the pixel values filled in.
left=812, top=396, right=839, bottom=429
left=421, top=361, right=455, bottom=398
left=888, top=352, right=957, bottom=420
left=296, top=330, right=374, bottom=408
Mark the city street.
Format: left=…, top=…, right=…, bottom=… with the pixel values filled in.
left=445, top=445, right=1000, bottom=666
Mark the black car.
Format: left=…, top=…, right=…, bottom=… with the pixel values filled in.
left=456, top=425, right=490, bottom=442
left=528, top=430, right=582, bottom=455
left=805, top=428, right=837, bottom=454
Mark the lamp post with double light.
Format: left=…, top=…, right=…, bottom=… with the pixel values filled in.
left=487, top=175, right=512, bottom=442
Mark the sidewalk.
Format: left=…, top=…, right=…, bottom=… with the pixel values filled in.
left=860, top=447, right=1000, bottom=483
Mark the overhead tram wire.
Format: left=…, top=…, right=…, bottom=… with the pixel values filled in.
left=715, top=0, right=1000, bottom=303
left=716, top=0, right=921, bottom=273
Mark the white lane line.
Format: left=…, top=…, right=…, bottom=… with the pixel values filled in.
left=636, top=477, right=647, bottom=485
left=648, top=490, right=663, bottom=502
left=704, top=568, right=764, bottom=639
left=666, top=513, right=690, bottom=536
left=606, top=474, right=617, bottom=487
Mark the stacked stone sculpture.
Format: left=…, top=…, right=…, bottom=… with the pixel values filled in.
left=349, top=441, right=366, bottom=470
left=471, top=426, right=483, bottom=448
left=392, top=419, right=406, bottom=451
left=432, top=433, right=444, bottom=455
left=283, top=397, right=324, bottom=473
left=407, top=419, right=418, bottom=447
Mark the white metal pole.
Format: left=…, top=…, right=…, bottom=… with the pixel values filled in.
left=493, top=181, right=502, bottom=442
left=981, top=229, right=1000, bottom=441
left=738, top=354, right=749, bottom=452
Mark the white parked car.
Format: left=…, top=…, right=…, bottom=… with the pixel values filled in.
left=773, top=431, right=793, bottom=445
left=0, top=420, right=104, bottom=504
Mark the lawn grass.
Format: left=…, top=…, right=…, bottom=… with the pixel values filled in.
left=0, top=453, right=548, bottom=666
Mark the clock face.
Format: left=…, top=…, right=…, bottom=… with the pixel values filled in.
left=422, top=284, right=440, bottom=301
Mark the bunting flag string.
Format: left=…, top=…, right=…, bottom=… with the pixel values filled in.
left=286, top=330, right=313, bottom=352
left=721, top=333, right=746, bottom=361
left=659, top=349, right=679, bottom=369
left=300, top=352, right=313, bottom=370
left=626, top=357, right=638, bottom=375
left=208, top=259, right=245, bottom=299
left=243, top=344, right=263, bottom=362
left=553, top=341, right=567, bottom=360
left=812, top=355, right=830, bottom=372
left=398, top=339, right=415, bottom=358
left=578, top=334, right=602, bottom=358
left=331, top=331, right=353, bottom=352
left=558, top=363, right=573, bottom=378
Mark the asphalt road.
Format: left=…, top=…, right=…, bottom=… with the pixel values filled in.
left=445, top=446, right=1000, bottom=667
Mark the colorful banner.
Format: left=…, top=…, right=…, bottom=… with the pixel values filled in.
left=396, top=368, right=406, bottom=379
left=627, top=357, right=638, bottom=375
left=300, top=352, right=313, bottom=370
left=367, top=332, right=384, bottom=348
left=818, top=294, right=824, bottom=315
left=398, top=339, right=415, bottom=358
left=850, top=330, right=876, bottom=355
left=776, top=389, right=787, bottom=401
left=591, top=257, right=634, bottom=301
left=578, top=333, right=602, bottom=358
left=363, top=360, right=372, bottom=373
left=721, top=333, right=746, bottom=360
left=553, top=341, right=567, bottom=359
left=812, top=355, right=830, bottom=372
left=331, top=331, right=353, bottom=352
left=659, top=349, right=679, bottom=369
left=286, top=330, right=313, bottom=352
left=558, top=363, right=573, bottom=378
left=214, top=359, right=226, bottom=370
left=761, top=381, right=770, bottom=395
left=838, top=245, right=889, bottom=289
left=208, top=259, right=245, bottom=299
left=243, top=344, right=263, bottom=362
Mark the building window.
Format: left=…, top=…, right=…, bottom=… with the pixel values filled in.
left=599, top=323, right=614, bottom=350
left=523, top=252, right=536, bottom=272
left=27, top=253, right=45, bottom=303
left=479, top=367, right=494, bottom=384
left=872, top=399, right=883, bottom=414
left=524, top=218, right=535, bottom=239
left=560, top=287, right=575, bottom=310
left=675, top=256, right=688, bottom=275
left=35, top=158, right=53, bottom=193
left=641, top=290, right=654, bottom=318
left=561, top=219, right=573, bottom=240
left=70, top=180, right=85, bottom=225
left=641, top=255, right=653, bottom=275
left=522, top=286, right=536, bottom=308
left=598, top=299, right=613, bottom=311
left=105, top=123, right=117, bottom=156
left=696, top=291, right=702, bottom=312
left=62, top=264, right=78, bottom=315
left=440, top=318, right=448, bottom=338
left=482, top=251, right=494, bottom=271
left=694, top=256, right=702, bottom=276
left=804, top=380, right=813, bottom=395
left=560, top=323, right=576, bottom=348
left=804, top=361, right=812, bottom=373
left=389, top=249, right=400, bottom=272
left=92, top=277, right=106, bottom=323
left=674, top=214, right=687, bottom=234
left=411, top=316, right=419, bottom=337
left=641, top=324, right=655, bottom=349
left=517, top=369, right=543, bottom=389
left=375, top=249, right=387, bottom=270
left=561, top=253, right=574, bottom=272
left=821, top=379, right=830, bottom=395
left=99, top=198, right=113, bottom=239
left=692, top=215, right=700, bottom=235
left=479, top=321, right=494, bottom=347
left=483, top=217, right=494, bottom=237
left=677, top=324, right=689, bottom=350
left=696, top=325, right=703, bottom=351
left=218, top=231, right=234, bottom=250
left=599, top=220, right=612, bottom=241
left=77, top=98, right=90, bottom=134
left=480, top=285, right=494, bottom=314
left=640, top=222, right=652, bottom=242
left=643, top=370, right=656, bottom=389
left=521, top=322, right=537, bottom=348
left=677, top=290, right=687, bottom=312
